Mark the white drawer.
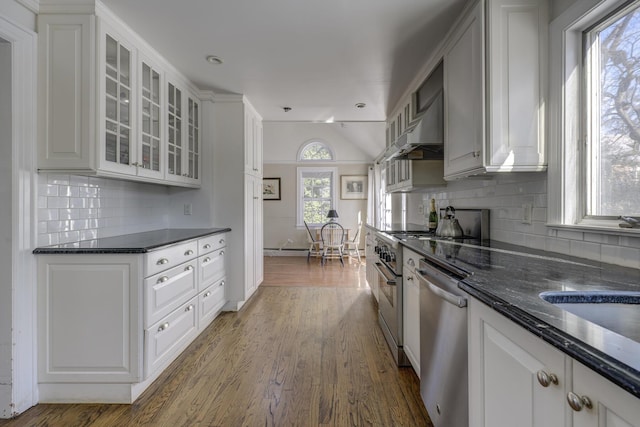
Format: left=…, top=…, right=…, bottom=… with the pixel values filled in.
left=144, top=297, right=198, bottom=378
left=198, top=233, right=227, bottom=256
left=145, top=241, right=198, bottom=277
left=198, top=248, right=225, bottom=291
left=144, top=260, right=197, bottom=328
left=198, top=277, right=226, bottom=330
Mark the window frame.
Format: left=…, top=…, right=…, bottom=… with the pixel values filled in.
left=297, top=140, right=335, bottom=161
left=296, top=166, right=339, bottom=227
left=548, top=0, right=640, bottom=234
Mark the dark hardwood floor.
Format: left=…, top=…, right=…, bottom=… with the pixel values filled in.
left=1, top=256, right=432, bottom=427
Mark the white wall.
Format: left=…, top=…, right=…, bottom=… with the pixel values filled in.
left=0, top=37, right=13, bottom=418
left=263, top=122, right=371, bottom=251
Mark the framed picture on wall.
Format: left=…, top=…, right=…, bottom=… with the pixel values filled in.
left=340, top=175, right=367, bottom=200
left=263, top=178, right=281, bottom=200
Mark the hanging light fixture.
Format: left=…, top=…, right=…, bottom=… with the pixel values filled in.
left=326, top=210, right=339, bottom=222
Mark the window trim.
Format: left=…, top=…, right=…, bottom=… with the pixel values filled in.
left=548, top=0, right=637, bottom=233
left=297, top=139, right=335, bottom=162
left=296, top=166, right=338, bottom=227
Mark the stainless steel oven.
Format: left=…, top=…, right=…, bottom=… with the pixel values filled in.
left=373, top=231, right=410, bottom=367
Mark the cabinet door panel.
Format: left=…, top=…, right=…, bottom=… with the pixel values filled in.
left=38, top=256, right=141, bottom=383
left=199, top=277, right=226, bottom=329
left=572, top=362, right=640, bottom=427
left=137, top=54, right=164, bottom=179
left=444, top=2, right=484, bottom=179
left=469, top=298, right=566, bottom=427
left=199, top=249, right=226, bottom=291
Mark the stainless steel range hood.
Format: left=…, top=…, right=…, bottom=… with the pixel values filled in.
left=383, top=91, right=444, bottom=161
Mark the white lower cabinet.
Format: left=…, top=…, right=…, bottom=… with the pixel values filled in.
left=402, top=247, right=420, bottom=376
left=37, top=232, right=228, bottom=403
left=145, top=297, right=198, bottom=377
left=469, top=297, right=640, bottom=427
left=365, top=228, right=378, bottom=302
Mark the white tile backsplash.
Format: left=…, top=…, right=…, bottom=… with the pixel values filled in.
left=410, top=172, right=640, bottom=268
left=36, top=173, right=170, bottom=246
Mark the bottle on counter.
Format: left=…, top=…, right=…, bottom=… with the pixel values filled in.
left=428, top=198, right=438, bottom=233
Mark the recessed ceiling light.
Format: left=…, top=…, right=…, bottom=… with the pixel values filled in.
left=355, top=103, right=366, bottom=109
left=205, top=55, right=223, bottom=65
left=283, top=107, right=292, bottom=112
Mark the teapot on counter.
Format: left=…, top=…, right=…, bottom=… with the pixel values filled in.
left=435, top=206, right=464, bottom=238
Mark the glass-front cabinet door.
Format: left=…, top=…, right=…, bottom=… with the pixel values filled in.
left=186, top=96, right=200, bottom=181
left=166, top=81, right=183, bottom=181
left=101, top=26, right=136, bottom=175
left=138, top=56, right=163, bottom=180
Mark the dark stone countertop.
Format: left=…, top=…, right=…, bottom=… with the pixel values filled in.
left=400, top=238, right=640, bottom=399
left=33, top=228, right=231, bottom=254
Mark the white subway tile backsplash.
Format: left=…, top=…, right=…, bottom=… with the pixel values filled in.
left=569, top=240, right=601, bottom=261
left=37, top=173, right=170, bottom=246
left=601, top=244, right=640, bottom=269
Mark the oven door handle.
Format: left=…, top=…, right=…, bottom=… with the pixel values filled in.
left=417, top=273, right=467, bottom=308
left=374, top=262, right=397, bottom=285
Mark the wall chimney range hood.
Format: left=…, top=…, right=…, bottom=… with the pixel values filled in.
left=383, top=61, right=444, bottom=162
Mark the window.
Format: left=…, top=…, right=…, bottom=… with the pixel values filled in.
left=549, top=0, right=640, bottom=229
left=585, top=2, right=640, bottom=218
left=297, top=167, right=338, bottom=226
left=298, top=140, right=334, bottom=161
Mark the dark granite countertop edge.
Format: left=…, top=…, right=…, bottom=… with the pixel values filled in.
left=461, top=279, right=640, bottom=399
left=33, top=228, right=231, bottom=254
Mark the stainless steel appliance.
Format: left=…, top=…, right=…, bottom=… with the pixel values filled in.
left=417, top=256, right=470, bottom=427
left=373, top=231, right=411, bottom=366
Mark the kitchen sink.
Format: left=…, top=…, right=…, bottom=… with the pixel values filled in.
left=539, top=291, right=640, bottom=342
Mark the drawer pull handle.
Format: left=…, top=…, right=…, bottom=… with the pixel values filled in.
left=203, top=244, right=211, bottom=249
left=157, top=276, right=169, bottom=284
left=185, top=304, right=194, bottom=312
left=219, top=239, right=225, bottom=245
left=536, top=370, right=558, bottom=387
left=219, top=280, right=225, bottom=287
left=184, top=249, right=194, bottom=256
left=407, top=258, right=415, bottom=267
left=219, top=250, right=224, bottom=256
left=157, top=258, right=169, bottom=265
left=204, top=291, right=211, bottom=297
left=185, top=265, right=194, bottom=271
left=204, top=257, right=211, bottom=263
left=406, top=275, right=413, bottom=281
left=158, top=322, right=169, bottom=332
left=567, top=392, right=593, bottom=411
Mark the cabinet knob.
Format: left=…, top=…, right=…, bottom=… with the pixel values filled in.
left=204, top=291, right=211, bottom=297
left=219, top=239, right=225, bottom=245
left=158, top=322, right=169, bottom=332
left=185, top=265, right=194, bottom=271
left=406, top=275, right=413, bottom=281
left=157, top=276, right=169, bottom=284
left=203, top=244, right=211, bottom=249
left=567, top=392, right=593, bottom=412
left=407, top=258, right=415, bottom=267
left=184, top=249, right=194, bottom=256
left=157, top=258, right=169, bottom=265
left=219, top=250, right=224, bottom=256
left=185, top=304, right=194, bottom=312
left=204, top=257, right=211, bottom=263
left=536, top=370, right=558, bottom=387
left=219, top=280, right=225, bottom=287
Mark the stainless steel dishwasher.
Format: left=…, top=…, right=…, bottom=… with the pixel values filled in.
left=417, top=256, right=470, bottom=427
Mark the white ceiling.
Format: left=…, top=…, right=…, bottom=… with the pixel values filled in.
left=101, top=0, right=467, bottom=158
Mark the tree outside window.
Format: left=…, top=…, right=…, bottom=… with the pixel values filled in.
left=588, top=3, right=640, bottom=217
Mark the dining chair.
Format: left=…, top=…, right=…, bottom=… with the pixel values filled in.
left=320, top=222, right=345, bottom=266
left=343, top=221, right=362, bottom=263
left=304, top=221, right=323, bottom=262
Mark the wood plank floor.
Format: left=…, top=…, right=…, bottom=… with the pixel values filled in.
left=1, top=256, right=432, bottom=427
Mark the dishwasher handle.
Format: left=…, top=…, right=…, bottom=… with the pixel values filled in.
left=417, top=273, right=467, bottom=308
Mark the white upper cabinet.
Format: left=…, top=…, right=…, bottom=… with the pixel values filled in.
left=137, top=53, right=164, bottom=180
left=244, top=104, right=262, bottom=177
left=38, top=5, right=202, bottom=188
left=443, top=0, right=548, bottom=180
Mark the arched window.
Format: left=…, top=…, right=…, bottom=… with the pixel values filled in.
left=298, top=140, right=334, bottom=161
